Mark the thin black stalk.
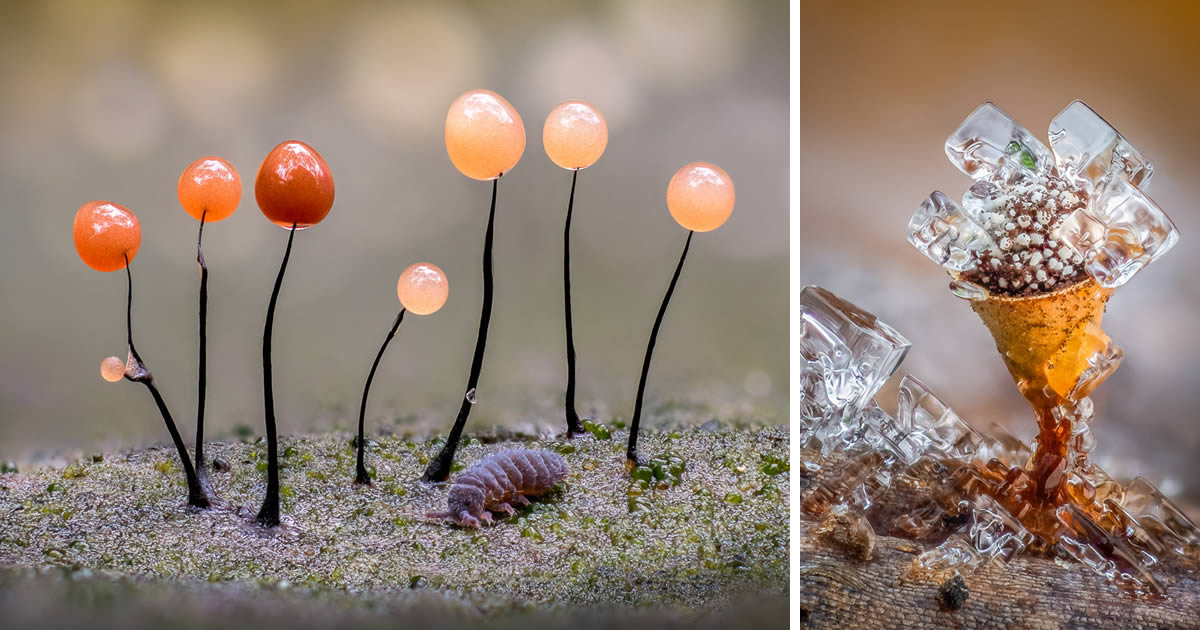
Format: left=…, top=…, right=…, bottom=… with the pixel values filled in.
left=195, top=211, right=208, bottom=479
left=626, top=231, right=693, bottom=465
left=123, top=255, right=210, bottom=508
left=355, top=308, right=406, bottom=485
left=423, top=177, right=499, bottom=482
left=563, top=169, right=585, bottom=436
left=257, top=223, right=297, bottom=527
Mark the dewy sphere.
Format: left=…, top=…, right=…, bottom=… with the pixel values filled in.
left=73, top=201, right=141, bottom=272
left=100, top=356, right=125, bottom=382
left=255, top=141, right=335, bottom=229
left=445, top=89, right=526, bottom=181
left=666, top=162, right=735, bottom=232
left=178, top=156, right=242, bottom=222
left=543, top=100, right=608, bottom=170
left=397, top=262, right=449, bottom=315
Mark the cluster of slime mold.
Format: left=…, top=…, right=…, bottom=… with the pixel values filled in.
left=800, top=100, right=1196, bottom=598
left=71, top=86, right=737, bottom=535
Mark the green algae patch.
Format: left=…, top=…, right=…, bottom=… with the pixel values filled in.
left=0, top=427, right=787, bottom=612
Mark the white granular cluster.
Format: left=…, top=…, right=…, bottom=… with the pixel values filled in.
left=961, top=174, right=1090, bottom=297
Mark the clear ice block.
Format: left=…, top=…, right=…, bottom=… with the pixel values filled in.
left=799, top=286, right=911, bottom=452
left=1121, top=477, right=1200, bottom=558
left=967, top=495, right=1034, bottom=564
left=1056, top=503, right=1165, bottom=597
left=974, top=423, right=1032, bottom=469
left=1048, top=100, right=1153, bottom=190
left=1069, top=335, right=1123, bottom=402
left=945, top=102, right=1053, bottom=183
left=909, top=535, right=984, bottom=579
left=801, top=447, right=890, bottom=516
left=895, top=374, right=982, bottom=460
left=1054, top=396, right=1097, bottom=463
left=908, top=495, right=1031, bottom=579
left=859, top=402, right=925, bottom=467
left=1056, top=175, right=1179, bottom=288
left=906, top=190, right=997, bottom=271
left=1053, top=208, right=1107, bottom=255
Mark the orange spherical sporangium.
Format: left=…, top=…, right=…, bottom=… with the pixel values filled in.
left=255, top=141, right=335, bottom=229
left=445, top=89, right=526, bottom=181
left=100, top=356, right=125, bottom=382
left=178, top=156, right=241, bottom=222
left=73, top=200, right=141, bottom=272
left=543, top=100, right=607, bottom=170
left=397, top=262, right=449, bottom=315
left=666, top=162, right=735, bottom=232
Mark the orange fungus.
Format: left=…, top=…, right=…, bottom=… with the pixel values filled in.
left=543, top=100, right=608, bottom=170
left=73, top=201, right=141, bottom=272
left=178, top=156, right=241, bottom=222
left=666, top=162, right=735, bottom=232
left=100, top=356, right=125, bottom=382
left=445, top=89, right=526, bottom=181
left=397, top=262, right=449, bottom=315
left=255, top=141, right=335, bottom=229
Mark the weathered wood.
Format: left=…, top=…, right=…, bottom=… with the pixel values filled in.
left=797, top=522, right=1200, bottom=629
left=796, top=448, right=1200, bottom=628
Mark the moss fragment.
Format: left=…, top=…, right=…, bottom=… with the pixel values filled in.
left=582, top=420, right=612, bottom=440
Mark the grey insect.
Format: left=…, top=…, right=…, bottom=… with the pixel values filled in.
left=425, top=449, right=567, bottom=528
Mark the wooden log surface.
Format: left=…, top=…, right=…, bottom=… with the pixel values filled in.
left=795, top=448, right=1200, bottom=629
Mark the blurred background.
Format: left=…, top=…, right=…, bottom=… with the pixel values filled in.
left=801, top=0, right=1200, bottom=512
left=0, top=0, right=788, bottom=462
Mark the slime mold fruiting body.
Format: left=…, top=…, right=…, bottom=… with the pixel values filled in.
left=906, top=102, right=1180, bottom=553
left=177, top=156, right=241, bottom=480
left=355, top=263, right=448, bottom=485
left=543, top=100, right=609, bottom=437
left=100, top=356, right=124, bottom=383
left=73, top=201, right=211, bottom=509
left=425, top=449, right=567, bottom=528
left=74, top=200, right=140, bottom=272
left=254, top=141, right=335, bottom=527
left=424, top=89, right=525, bottom=483
left=627, top=163, right=734, bottom=466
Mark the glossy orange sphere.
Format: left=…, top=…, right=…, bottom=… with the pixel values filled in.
left=666, top=162, right=735, bottom=232
left=255, top=141, right=335, bottom=229
left=543, top=100, right=608, bottom=170
left=445, top=89, right=525, bottom=181
left=397, top=262, right=448, bottom=315
left=73, top=201, right=141, bottom=272
left=178, top=156, right=241, bottom=222
left=100, top=356, right=125, bottom=382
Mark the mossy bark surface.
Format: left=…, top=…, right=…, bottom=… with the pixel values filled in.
left=0, top=425, right=788, bottom=627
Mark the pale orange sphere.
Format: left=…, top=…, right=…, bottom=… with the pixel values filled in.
left=100, top=356, right=125, bottom=382
left=666, top=162, right=735, bottom=232
left=178, top=156, right=241, bottom=222
left=445, top=89, right=525, bottom=181
left=255, top=141, right=335, bottom=230
left=397, top=262, right=448, bottom=315
left=73, top=201, right=141, bottom=272
left=543, top=100, right=608, bottom=170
